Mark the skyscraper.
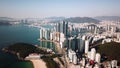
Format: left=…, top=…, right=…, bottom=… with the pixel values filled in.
left=68, top=36, right=84, bottom=52
left=85, top=40, right=89, bottom=54
left=64, top=21, right=68, bottom=36
left=77, top=38, right=84, bottom=53
left=60, top=21, right=64, bottom=33
left=40, top=28, right=51, bottom=40
left=56, top=21, right=68, bottom=37
left=56, top=23, right=60, bottom=32
left=68, top=37, right=76, bottom=50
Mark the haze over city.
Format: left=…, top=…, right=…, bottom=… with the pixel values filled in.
left=0, top=0, right=120, bottom=18
left=1, top=0, right=120, bottom=68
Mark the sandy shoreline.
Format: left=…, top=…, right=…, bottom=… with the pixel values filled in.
left=30, top=59, right=47, bottom=68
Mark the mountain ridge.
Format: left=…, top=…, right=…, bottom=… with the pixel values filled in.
left=94, top=16, right=120, bottom=21
left=64, top=17, right=100, bottom=23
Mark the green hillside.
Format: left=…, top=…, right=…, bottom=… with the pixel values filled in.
left=97, top=42, right=120, bottom=64
left=3, top=43, right=50, bottom=59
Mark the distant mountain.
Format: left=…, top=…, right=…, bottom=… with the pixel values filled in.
left=0, top=17, right=15, bottom=21
left=64, top=17, right=100, bottom=23
left=45, top=17, right=65, bottom=21
left=94, top=16, right=120, bottom=21
left=0, top=21, right=11, bottom=25
left=45, top=16, right=65, bottom=20
left=0, top=17, right=18, bottom=25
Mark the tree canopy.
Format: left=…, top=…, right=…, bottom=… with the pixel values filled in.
left=4, top=43, right=50, bottom=58
left=97, top=42, right=120, bottom=64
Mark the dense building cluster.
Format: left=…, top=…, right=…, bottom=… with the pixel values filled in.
left=39, top=20, right=120, bottom=68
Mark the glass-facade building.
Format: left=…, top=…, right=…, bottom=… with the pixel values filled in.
left=56, top=21, right=68, bottom=37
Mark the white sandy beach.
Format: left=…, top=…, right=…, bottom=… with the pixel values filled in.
left=30, top=59, right=47, bottom=68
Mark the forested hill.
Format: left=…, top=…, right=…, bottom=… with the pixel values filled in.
left=94, top=16, right=120, bottom=21
left=2, top=43, right=50, bottom=58
left=97, top=42, right=120, bottom=65
left=64, top=17, right=100, bottom=23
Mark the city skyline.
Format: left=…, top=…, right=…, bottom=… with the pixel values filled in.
left=0, top=0, right=120, bottom=18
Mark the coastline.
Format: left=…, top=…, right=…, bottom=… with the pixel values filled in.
left=30, top=59, right=47, bottom=68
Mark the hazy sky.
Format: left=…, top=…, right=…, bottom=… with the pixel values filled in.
left=0, top=0, right=120, bottom=18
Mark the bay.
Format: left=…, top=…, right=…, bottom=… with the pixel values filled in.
left=0, top=24, right=40, bottom=49
left=0, top=24, right=55, bottom=68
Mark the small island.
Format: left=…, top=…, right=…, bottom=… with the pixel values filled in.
left=2, top=43, right=64, bottom=68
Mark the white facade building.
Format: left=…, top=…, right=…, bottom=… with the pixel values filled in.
left=95, top=53, right=101, bottom=63
left=68, top=49, right=77, bottom=64
left=111, top=60, right=118, bottom=68
left=90, top=48, right=96, bottom=60
left=85, top=40, right=89, bottom=54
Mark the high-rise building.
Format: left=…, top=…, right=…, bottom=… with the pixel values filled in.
left=87, top=24, right=98, bottom=34
left=68, top=37, right=76, bottom=50
left=40, top=28, right=45, bottom=39
left=40, top=28, right=51, bottom=40
left=68, top=37, right=72, bottom=49
left=95, top=53, right=101, bottom=63
left=60, top=21, right=64, bottom=33
left=111, top=60, right=118, bottom=68
left=68, top=49, right=77, bottom=64
left=68, top=36, right=85, bottom=53
left=85, top=40, right=89, bottom=54
left=77, top=38, right=84, bottom=53
left=63, top=21, right=68, bottom=36
left=90, top=48, right=96, bottom=60
left=56, top=23, right=60, bottom=32
left=56, top=21, right=68, bottom=36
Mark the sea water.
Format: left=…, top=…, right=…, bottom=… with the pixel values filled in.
left=0, top=24, right=55, bottom=50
